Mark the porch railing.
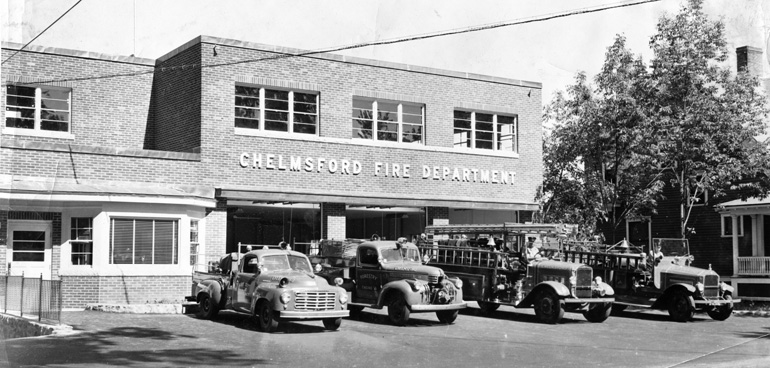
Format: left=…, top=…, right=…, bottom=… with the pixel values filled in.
left=0, top=274, right=63, bottom=324
left=737, top=257, right=770, bottom=276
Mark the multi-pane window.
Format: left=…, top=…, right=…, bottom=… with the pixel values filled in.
left=110, top=218, right=178, bottom=265
left=6, top=84, right=71, bottom=132
left=721, top=215, right=744, bottom=237
left=190, top=220, right=199, bottom=266
left=11, top=230, right=45, bottom=262
left=453, top=111, right=518, bottom=152
left=235, top=85, right=318, bottom=134
left=71, top=218, right=93, bottom=265
left=351, top=98, right=423, bottom=144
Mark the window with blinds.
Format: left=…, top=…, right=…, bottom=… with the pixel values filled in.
left=110, top=218, right=178, bottom=265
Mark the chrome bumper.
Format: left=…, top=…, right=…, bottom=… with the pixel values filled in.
left=278, top=310, right=350, bottom=319
left=695, top=298, right=740, bottom=306
left=563, top=297, right=615, bottom=304
left=410, top=302, right=467, bottom=312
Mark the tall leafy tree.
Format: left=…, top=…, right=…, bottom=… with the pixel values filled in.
left=541, top=0, right=770, bottom=239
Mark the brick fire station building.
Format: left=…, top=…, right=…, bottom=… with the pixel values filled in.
left=1, top=36, right=542, bottom=307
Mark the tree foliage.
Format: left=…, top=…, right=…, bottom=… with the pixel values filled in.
left=539, top=0, right=770, bottom=238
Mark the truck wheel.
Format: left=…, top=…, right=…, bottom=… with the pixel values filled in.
left=387, top=294, right=410, bottom=326
left=477, top=301, right=500, bottom=315
left=534, top=290, right=564, bottom=324
left=707, top=295, right=733, bottom=321
left=257, top=302, right=279, bottom=332
left=196, top=294, right=219, bottom=320
left=323, top=317, right=342, bottom=331
left=668, top=290, right=695, bottom=322
left=436, top=310, right=458, bottom=324
left=583, top=302, right=612, bottom=323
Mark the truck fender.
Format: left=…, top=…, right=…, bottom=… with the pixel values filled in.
left=518, top=281, right=571, bottom=308
left=377, top=280, right=419, bottom=308
left=196, top=280, right=224, bottom=306
left=652, top=284, right=696, bottom=310
left=595, top=280, right=615, bottom=296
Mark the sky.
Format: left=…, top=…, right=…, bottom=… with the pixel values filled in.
left=2, top=0, right=769, bottom=102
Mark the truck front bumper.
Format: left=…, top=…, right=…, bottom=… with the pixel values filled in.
left=563, top=297, right=615, bottom=304
left=278, top=310, right=350, bottom=319
left=410, top=301, right=467, bottom=312
left=695, top=298, right=740, bottom=306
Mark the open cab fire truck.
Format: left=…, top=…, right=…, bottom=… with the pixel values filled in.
left=562, top=238, right=737, bottom=322
left=421, top=223, right=614, bottom=324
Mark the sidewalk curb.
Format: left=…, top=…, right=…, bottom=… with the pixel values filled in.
left=733, top=310, right=770, bottom=317
left=85, top=303, right=194, bottom=314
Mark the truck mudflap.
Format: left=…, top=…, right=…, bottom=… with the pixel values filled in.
left=694, top=298, right=740, bottom=306
left=410, top=301, right=468, bottom=312
left=278, top=310, right=350, bottom=319
left=562, top=297, right=615, bottom=304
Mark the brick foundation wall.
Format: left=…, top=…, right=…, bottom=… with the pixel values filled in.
left=60, top=275, right=192, bottom=308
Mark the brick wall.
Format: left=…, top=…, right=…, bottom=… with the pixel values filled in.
left=427, top=207, right=449, bottom=225
left=0, top=211, right=7, bottom=274
left=153, top=43, right=202, bottom=152
left=203, top=201, right=228, bottom=266
left=61, top=275, right=191, bottom=308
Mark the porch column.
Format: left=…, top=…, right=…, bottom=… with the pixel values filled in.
left=759, top=214, right=765, bottom=257
left=732, top=214, right=739, bottom=277
left=751, top=215, right=759, bottom=257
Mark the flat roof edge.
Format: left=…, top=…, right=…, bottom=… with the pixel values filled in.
left=1, top=41, right=156, bottom=66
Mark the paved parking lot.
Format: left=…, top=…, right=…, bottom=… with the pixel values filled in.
left=2, top=304, right=769, bottom=367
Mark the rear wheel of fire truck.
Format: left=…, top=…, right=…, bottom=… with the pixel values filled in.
left=583, top=302, right=612, bottom=323
left=196, top=294, right=219, bottom=320
left=387, top=294, right=410, bottom=326
left=706, top=295, right=733, bottom=321
left=436, top=310, right=458, bottom=324
left=534, top=290, right=564, bottom=324
left=477, top=301, right=500, bottom=315
left=257, top=301, right=279, bottom=332
left=323, top=317, right=342, bottom=331
left=668, top=290, right=695, bottom=322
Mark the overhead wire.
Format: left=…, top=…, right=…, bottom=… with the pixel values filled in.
left=2, top=0, right=84, bottom=65
left=5, top=0, right=660, bottom=84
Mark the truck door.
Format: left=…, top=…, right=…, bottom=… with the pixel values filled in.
left=355, top=246, right=383, bottom=302
left=233, top=254, right=259, bottom=312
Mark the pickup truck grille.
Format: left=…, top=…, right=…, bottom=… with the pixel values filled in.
left=428, top=275, right=439, bottom=284
left=703, top=275, right=719, bottom=298
left=295, top=291, right=336, bottom=311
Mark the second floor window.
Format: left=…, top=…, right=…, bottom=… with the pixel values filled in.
left=235, top=85, right=318, bottom=135
left=352, top=98, right=424, bottom=144
left=454, top=111, right=518, bottom=152
left=6, top=84, right=71, bottom=132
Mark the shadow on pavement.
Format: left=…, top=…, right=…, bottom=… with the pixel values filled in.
left=184, top=311, right=338, bottom=334
left=458, top=305, right=589, bottom=325
left=5, top=326, right=267, bottom=367
left=345, top=310, right=457, bottom=328
left=609, top=309, right=711, bottom=322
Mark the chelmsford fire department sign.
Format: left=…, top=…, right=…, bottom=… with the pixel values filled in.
left=239, top=153, right=516, bottom=185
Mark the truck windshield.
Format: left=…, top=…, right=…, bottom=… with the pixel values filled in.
left=260, top=254, right=313, bottom=273
left=381, top=247, right=421, bottom=263
left=654, top=238, right=690, bottom=257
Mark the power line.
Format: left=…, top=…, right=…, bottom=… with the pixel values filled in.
left=2, top=0, right=84, bottom=65
left=9, top=0, right=660, bottom=84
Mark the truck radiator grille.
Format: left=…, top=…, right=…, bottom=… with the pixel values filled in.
left=428, top=276, right=439, bottom=284
left=295, top=291, right=336, bottom=311
left=575, top=268, right=593, bottom=298
left=703, top=275, right=719, bottom=298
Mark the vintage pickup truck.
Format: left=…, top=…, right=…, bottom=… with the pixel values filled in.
left=310, top=239, right=467, bottom=326
left=187, top=247, right=349, bottom=332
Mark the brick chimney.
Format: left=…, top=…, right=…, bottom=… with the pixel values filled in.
left=736, top=46, right=763, bottom=76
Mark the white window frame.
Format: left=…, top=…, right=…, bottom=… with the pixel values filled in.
left=453, top=110, right=518, bottom=153
left=4, top=83, right=73, bottom=139
left=688, top=187, right=708, bottom=207
left=190, top=219, right=200, bottom=267
left=721, top=215, right=744, bottom=237
left=70, top=217, right=94, bottom=266
left=234, top=84, right=319, bottom=136
left=351, top=97, right=424, bottom=144
left=109, top=218, right=179, bottom=265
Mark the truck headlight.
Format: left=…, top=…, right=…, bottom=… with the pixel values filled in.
left=280, top=292, right=291, bottom=304
left=314, top=263, right=323, bottom=273
left=334, top=277, right=344, bottom=286
left=451, top=278, right=463, bottom=289
left=695, top=282, right=704, bottom=293
left=411, top=281, right=426, bottom=293
left=569, top=275, right=577, bottom=287
left=339, top=293, right=348, bottom=304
